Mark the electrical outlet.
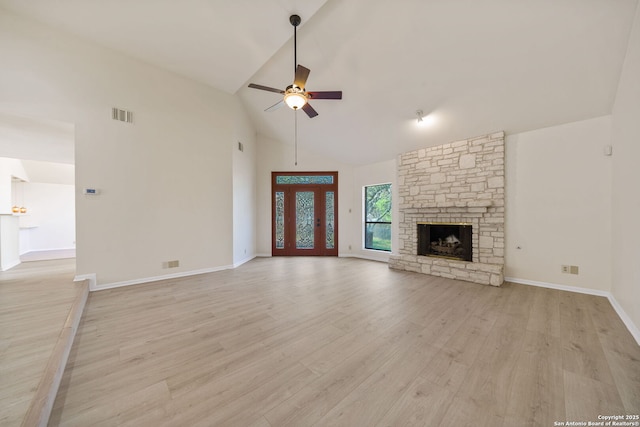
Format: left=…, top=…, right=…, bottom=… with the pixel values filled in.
left=561, top=265, right=579, bottom=274
left=162, top=260, right=180, bottom=268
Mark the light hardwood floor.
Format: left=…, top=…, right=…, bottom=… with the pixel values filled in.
left=0, top=258, right=82, bottom=426
left=49, top=257, right=640, bottom=426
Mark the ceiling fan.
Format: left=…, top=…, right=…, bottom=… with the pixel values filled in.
left=248, top=14, right=342, bottom=118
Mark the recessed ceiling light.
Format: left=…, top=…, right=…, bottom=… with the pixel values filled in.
left=416, top=110, right=436, bottom=127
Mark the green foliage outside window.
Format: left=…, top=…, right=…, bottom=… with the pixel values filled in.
left=365, top=184, right=392, bottom=251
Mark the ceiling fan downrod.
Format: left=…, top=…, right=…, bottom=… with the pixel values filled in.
left=290, top=14, right=301, bottom=83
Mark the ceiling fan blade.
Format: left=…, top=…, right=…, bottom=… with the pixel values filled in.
left=308, top=91, right=342, bottom=100
left=302, top=102, right=318, bottom=118
left=294, top=65, right=310, bottom=89
left=265, top=100, right=285, bottom=112
left=248, top=83, right=285, bottom=94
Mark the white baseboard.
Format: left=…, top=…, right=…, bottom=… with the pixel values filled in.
left=19, top=247, right=75, bottom=254
left=607, top=294, right=640, bottom=346
left=84, top=265, right=234, bottom=292
left=74, top=273, right=97, bottom=290
left=505, top=277, right=610, bottom=297
left=1, top=259, right=21, bottom=271
left=506, top=276, right=640, bottom=346
left=21, top=248, right=76, bottom=262
left=233, top=255, right=256, bottom=268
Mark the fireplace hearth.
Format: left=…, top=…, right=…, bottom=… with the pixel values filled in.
left=418, top=223, right=472, bottom=262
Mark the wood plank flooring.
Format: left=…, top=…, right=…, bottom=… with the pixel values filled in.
left=0, top=258, right=80, bottom=426
left=48, top=257, right=640, bottom=426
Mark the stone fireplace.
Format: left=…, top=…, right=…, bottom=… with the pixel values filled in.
left=389, top=132, right=505, bottom=286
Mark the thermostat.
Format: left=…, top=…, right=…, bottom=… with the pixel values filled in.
left=83, top=188, right=100, bottom=195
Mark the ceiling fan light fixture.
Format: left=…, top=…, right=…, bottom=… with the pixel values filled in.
left=284, top=89, right=307, bottom=110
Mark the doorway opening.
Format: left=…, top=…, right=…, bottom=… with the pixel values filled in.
left=0, top=112, right=76, bottom=269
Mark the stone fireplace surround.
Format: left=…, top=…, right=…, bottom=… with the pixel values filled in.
left=389, top=132, right=505, bottom=286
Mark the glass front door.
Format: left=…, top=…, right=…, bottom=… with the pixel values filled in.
left=272, top=172, right=338, bottom=256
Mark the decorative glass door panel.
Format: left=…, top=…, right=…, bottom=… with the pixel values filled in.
left=275, top=191, right=285, bottom=249
left=272, top=172, right=338, bottom=256
left=295, top=191, right=315, bottom=249
left=325, top=191, right=335, bottom=249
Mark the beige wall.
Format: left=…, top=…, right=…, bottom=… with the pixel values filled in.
left=232, top=101, right=257, bottom=266
left=612, top=3, right=640, bottom=340
left=254, top=134, right=354, bottom=257
left=505, top=116, right=612, bottom=292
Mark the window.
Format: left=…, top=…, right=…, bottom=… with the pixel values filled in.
left=364, top=183, right=392, bottom=251
left=275, top=175, right=334, bottom=185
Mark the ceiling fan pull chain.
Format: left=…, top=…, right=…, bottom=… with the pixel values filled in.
left=295, top=109, right=298, bottom=166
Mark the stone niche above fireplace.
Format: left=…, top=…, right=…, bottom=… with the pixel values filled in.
left=389, top=132, right=505, bottom=286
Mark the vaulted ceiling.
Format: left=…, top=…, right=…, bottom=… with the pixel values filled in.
left=1, top=0, right=637, bottom=165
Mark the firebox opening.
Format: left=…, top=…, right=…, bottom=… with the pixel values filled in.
left=418, top=223, right=472, bottom=262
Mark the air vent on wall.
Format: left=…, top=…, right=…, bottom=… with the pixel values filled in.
left=112, top=107, right=133, bottom=123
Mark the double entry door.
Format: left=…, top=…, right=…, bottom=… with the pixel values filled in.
left=272, top=172, right=338, bottom=256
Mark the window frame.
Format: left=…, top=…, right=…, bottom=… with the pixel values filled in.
left=363, top=183, right=392, bottom=252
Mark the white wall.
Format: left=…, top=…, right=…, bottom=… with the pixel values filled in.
left=21, top=160, right=74, bottom=185
left=10, top=161, right=76, bottom=255
left=505, top=116, right=613, bottom=292
left=232, top=100, right=257, bottom=266
left=351, top=159, right=397, bottom=262
left=0, top=215, right=20, bottom=271
left=19, top=182, right=75, bottom=253
left=0, top=157, right=28, bottom=213
left=255, top=134, right=354, bottom=257
left=0, top=158, right=27, bottom=270
left=0, top=10, right=252, bottom=287
left=611, top=4, right=640, bottom=339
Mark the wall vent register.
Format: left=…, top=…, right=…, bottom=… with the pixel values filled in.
left=112, top=107, right=133, bottom=123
